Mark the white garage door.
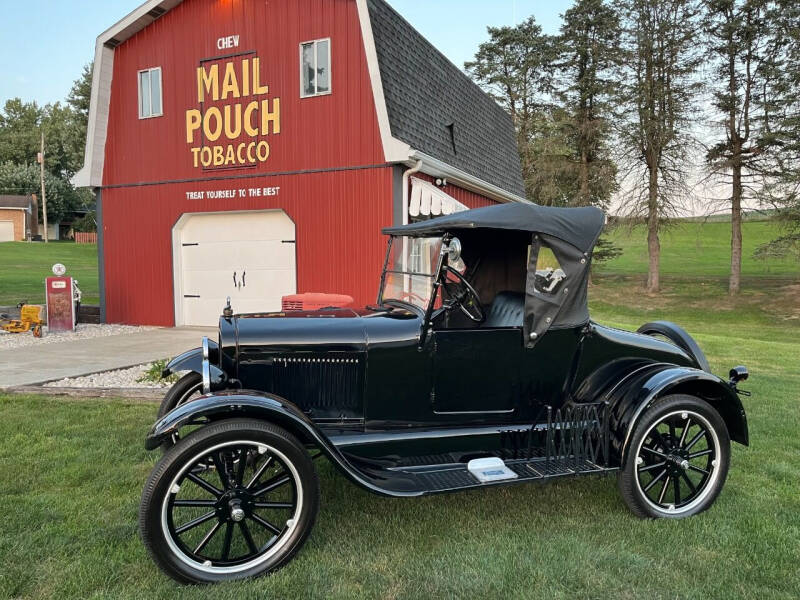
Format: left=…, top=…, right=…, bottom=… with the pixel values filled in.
left=0, top=221, right=14, bottom=242
left=176, top=211, right=296, bottom=326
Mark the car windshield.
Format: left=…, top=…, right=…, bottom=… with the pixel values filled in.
left=380, top=236, right=443, bottom=311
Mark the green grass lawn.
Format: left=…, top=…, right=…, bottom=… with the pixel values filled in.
left=601, top=220, right=800, bottom=278
left=0, top=241, right=99, bottom=306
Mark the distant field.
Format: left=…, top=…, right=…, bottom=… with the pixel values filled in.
left=0, top=220, right=796, bottom=309
left=0, top=242, right=99, bottom=306
left=600, top=220, right=799, bottom=278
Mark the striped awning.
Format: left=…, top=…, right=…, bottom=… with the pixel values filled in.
left=408, top=177, right=468, bottom=218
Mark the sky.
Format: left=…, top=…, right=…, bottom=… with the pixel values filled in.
left=0, top=0, right=572, bottom=106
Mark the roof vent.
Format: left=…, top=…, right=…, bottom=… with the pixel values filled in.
left=147, top=6, right=167, bottom=19
left=446, top=123, right=458, bottom=155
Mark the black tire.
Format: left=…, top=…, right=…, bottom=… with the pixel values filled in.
left=158, top=372, right=203, bottom=419
left=139, top=419, right=320, bottom=584
left=618, top=394, right=730, bottom=519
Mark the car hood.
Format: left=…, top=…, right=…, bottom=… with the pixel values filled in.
left=220, top=306, right=421, bottom=355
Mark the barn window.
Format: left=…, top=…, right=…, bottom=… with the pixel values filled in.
left=138, top=67, right=163, bottom=119
left=300, top=39, right=331, bottom=98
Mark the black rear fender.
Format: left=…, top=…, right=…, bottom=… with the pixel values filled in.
left=604, top=364, right=748, bottom=464
left=637, top=321, right=710, bottom=372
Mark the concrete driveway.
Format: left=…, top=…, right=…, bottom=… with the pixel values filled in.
left=0, top=327, right=211, bottom=388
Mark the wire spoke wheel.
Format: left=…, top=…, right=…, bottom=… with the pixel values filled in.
left=634, top=409, right=721, bottom=515
left=163, top=440, right=300, bottom=572
left=618, top=395, right=730, bottom=520
left=141, top=420, right=319, bottom=583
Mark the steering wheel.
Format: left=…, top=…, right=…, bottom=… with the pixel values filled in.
left=441, top=265, right=484, bottom=323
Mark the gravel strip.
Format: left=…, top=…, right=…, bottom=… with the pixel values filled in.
left=0, top=324, right=156, bottom=350
left=43, top=363, right=174, bottom=389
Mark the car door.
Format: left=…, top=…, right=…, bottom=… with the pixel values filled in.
left=431, top=328, right=523, bottom=415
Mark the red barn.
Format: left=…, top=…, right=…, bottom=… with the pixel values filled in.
left=75, top=0, right=525, bottom=326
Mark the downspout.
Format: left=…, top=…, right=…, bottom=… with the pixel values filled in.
left=402, top=160, right=423, bottom=225
left=400, top=160, right=423, bottom=291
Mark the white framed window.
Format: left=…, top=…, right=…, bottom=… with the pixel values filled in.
left=138, top=67, right=163, bottom=119
left=300, top=39, right=331, bottom=98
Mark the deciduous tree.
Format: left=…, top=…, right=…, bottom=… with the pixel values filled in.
left=0, top=65, right=94, bottom=225
left=0, top=161, right=81, bottom=224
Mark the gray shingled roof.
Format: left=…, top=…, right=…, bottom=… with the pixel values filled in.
left=368, top=0, right=526, bottom=198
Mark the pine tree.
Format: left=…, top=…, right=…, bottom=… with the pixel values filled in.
left=755, top=0, right=800, bottom=259
left=559, top=0, right=623, bottom=261
left=704, top=0, right=778, bottom=293
left=559, top=0, right=621, bottom=210
left=616, top=0, right=704, bottom=292
left=466, top=17, right=559, bottom=202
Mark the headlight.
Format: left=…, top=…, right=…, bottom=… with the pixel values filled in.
left=201, top=336, right=211, bottom=394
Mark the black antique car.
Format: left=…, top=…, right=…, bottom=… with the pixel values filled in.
left=139, top=203, right=749, bottom=584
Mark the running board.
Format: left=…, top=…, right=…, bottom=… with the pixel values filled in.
left=389, top=456, right=617, bottom=495
left=325, top=402, right=614, bottom=497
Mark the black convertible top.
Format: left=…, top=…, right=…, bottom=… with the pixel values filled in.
left=382, top=203, right=606, bottom=253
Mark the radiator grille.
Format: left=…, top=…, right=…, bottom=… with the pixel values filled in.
left=272, top=355, right=363, bottom=412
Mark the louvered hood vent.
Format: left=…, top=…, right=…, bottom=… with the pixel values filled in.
left=272, top=354, right=363, bottom=415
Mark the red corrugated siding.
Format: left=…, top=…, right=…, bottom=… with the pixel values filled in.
left=102, top=167, right=394, bottom=326
left=99, top=0, right=505, bottom=325
left=100, top=0, right=390, bottom=325
left=104, top=0, right=383, bottom=186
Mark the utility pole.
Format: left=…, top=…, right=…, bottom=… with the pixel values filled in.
left=38, top=133, right=48, bottom=243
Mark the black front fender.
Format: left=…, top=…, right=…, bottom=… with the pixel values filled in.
left=162, top=341, right=219, bottom=377
left=605, top=363, right=749, bottom=464
left=144, top=390, right=425, bottom=498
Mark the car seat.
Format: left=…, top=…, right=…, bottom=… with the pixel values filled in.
left=483, top=291, right=525, bottom=328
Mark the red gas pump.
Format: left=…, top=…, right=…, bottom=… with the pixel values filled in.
left=45, top=263, right=76, bottom=332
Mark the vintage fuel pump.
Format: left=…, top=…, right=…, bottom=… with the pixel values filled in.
left=45, top=263, right=81, bottom=332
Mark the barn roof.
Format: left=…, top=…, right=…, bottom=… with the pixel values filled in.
left=74, top=0, right=526, bottom=204
left=367, top=0, right=525, bottom=198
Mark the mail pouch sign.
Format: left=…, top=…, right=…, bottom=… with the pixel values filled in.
left=186, top=53, right=281, bottom=170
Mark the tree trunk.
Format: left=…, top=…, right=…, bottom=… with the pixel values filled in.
left=646, top=163, right=660, bottom=293
left=579, top=148, right=590, bottom=206
left=730, top=162, right=743, bottom=295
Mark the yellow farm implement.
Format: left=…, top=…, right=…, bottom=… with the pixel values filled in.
left=0, top=303, right=44, bottom=337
